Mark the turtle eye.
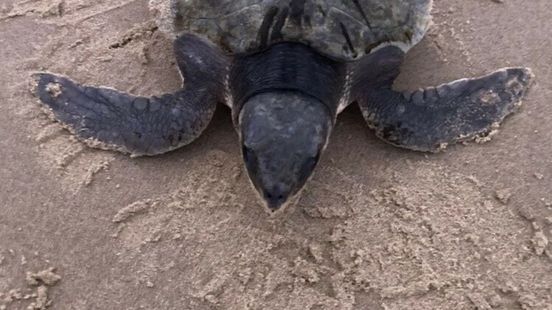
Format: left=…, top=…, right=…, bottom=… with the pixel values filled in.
left=242, top=145, right=251, bottom=161
left=308, top=153, right=320, bottom=169
left=242, top=145, right=258, bottom=168
left=298, top=153, right=320, bottom=184
left=242, top=144, right=264, bottom=191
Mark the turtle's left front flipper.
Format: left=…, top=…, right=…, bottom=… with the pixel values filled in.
left=32, top=34, right=229, bottom=157
left=352, top=46, right=535, bottom=152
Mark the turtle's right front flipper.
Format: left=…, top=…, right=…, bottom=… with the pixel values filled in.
left=352, top=46, right=535, bottom=152
left=32, top=34, right=229, bottom=157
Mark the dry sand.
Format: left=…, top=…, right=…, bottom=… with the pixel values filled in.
left=1, top=0, right=551, bottom=309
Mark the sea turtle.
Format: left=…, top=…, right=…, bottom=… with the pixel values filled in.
left=32, top=0, right=534, bottom=211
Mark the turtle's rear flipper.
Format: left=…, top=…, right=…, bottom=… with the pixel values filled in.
left=32, top=34, right=228, bottom=157
left=353, top=46, right=534, bottom=152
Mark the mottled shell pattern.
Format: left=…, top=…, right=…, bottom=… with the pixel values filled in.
left=150, top=0, right=432, bottom=61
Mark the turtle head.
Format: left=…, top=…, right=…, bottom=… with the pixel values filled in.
left=239, top=92, right=333, bottom=212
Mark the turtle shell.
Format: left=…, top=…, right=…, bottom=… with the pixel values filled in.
left=151, top=0, right=432, bottom=61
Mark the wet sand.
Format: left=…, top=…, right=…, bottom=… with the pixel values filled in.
left=0, top=0, right=551, bottom=309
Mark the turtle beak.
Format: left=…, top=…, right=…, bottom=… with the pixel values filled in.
left=241, top=144, right=321, bottom=211
left=239, top=92, right=332, bottom=212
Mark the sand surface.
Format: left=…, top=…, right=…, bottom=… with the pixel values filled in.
left=1, top=0, right=551, bottom=309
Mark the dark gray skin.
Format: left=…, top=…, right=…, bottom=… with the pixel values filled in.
left=33, top=34, right=533, bottom=212
left=33, top=35, right=227, bottom=156
left=240, top=92, right=332, bottom=209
